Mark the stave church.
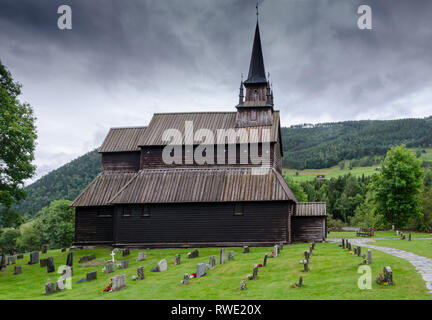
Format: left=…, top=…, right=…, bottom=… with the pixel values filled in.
left=71, top=15, right=327, bottom=248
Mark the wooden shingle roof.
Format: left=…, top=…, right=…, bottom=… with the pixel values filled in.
left=99, top=127, right=147, bottom=153
left=295, top=202, right=327, bottom=216
left=108, top=167, right=296, bottom=204
left=138, top=111, right=280, bottom=146
left=71, top=172, right=136, bottom=207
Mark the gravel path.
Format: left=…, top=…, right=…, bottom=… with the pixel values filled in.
left=327, top=237, right=432, bottom=295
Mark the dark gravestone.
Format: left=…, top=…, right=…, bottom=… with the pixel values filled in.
left=120, top=260, right=129, bottom=269
left=367, top=249, right=372, bottom=265
left=29, top=251, right=39, bottom=265
left=220, top=248, right=225, bottom=264
left=296, top=276, right=303, bottom=287
left=303, top=260, right=309, bottom=272
left=309, top=246, right=313, bottom=257
left=342, top=238, right=345, bottom=247
left=175, top=254, right=181, bottom=265
left=137, top=267, right=145, bottom=280
left=209, top=255, right=216, bottom=269
left=14, top=265, right=22, bottom=275
left=86, top=271, right=97, bottom=281
left=41, top=245, right=48, bottom=254
left=354, top=247, right=357, bottom=255
left=357, top=246, right=361, bottom=257
left=252, top=264, right=258, bottom=280
left=122, top=248, right=130, bottom=257
left=45, top=282, right=55, bottom=295
left=304, top=250, right=309, bottom=262
left=79, top=254, right=96, bottom=263
left=188, top=249, right=199, bottom=259
left=280, top=243, right=284, bottom=250
left=40, top=258, right=48, bottom=268
left=17, top=254, right=23, bottom=260
left=228, top=251, right=234, bottom=261
left=263, top=253, right=268, bottom=267
left=150, top=266, right=160, bottom=272
left=66, top=252, right=73, bottom=267
left=243, top=246, right=250, bottom=253
left=240, top=280, right=247, bottom=290
left=47, top=257, right=55, bottom=273
left=311, top=242, right=315, bottom=250
left=0, top=254, right=6, bottom=271
left=409, top=233, right=412, bottom=241
left=61, top=248, right=66, bottom=252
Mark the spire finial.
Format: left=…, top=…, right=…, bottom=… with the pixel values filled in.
left=256, top=2, right=259, bottom=19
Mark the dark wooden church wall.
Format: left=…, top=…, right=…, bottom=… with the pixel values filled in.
left=116, top=201, right=290, bottom=245
left=74, top=207, right=113, bottom=244
left=140, top=144, right=275, bottom=169
left=102, top=152, right=140, bottom=171
left=291, top=216, right=326, bottom=242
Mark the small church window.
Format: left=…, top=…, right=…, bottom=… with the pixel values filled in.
left=122, top=206, right=132, bottom=217
left=97, top=207, right=113, bottom=217
left=234, top=203, right=244, bottom=216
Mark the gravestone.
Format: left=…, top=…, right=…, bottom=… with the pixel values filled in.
left=120, top=260, right=129, bottom=269
left=105, top=262, right=115, bottom=274
left=158, top=259, right=168, bottom=272
left=61, top=248, right=66, bottom=252
left=66, top=252, right=73, bottom=267
left=367, top=249, right=372, bottom=265
left=112, top=274, right=126, bottom=291
left=41, top=245, right=48, bottom=254
left=86, top=271, right=97, bottom=281
left=383, top=266, right=393, bottom=285
left=228, top=251, right=234, bottom=261
left=122, top=248, right=130, bottom=257
left=273, top=245, right=278, bottom=258
left=150, top=266, right=159, bottom=272
left=357, top=246, right=361, bottom=257
left=182, top=273, right=190, bottom=285
left=40, top=258, right=48, bottom=267
left=342, top=238, right=345, bottom=247
left=175, top=254, right=181, bottom=265
left=79, top=254, right=96, bottom=263
left=188, top=249, right=199, bottom=259
left=304, top=250, right=309, bottom=262
left=14, top=265, right=22, bottom=275
left=0, top=254, right=6, bottom=271
left=47, top=257, right=55, bottom=273
left=353, top=247, right=357, bottom=255
left=56, top=280, right=65, bottom=292
left=243, top=246, right=250, bottom=253
left=17, top=254, right=23, bottom=259
left=303, top=260, right=309, bottom=272
left=263, top=253, right=268, bottom=267
left=296, top=276, right=303, bottom=287
left=8, top=256, right=16, bottom=265
left=137, top=252, right=146, bottom=262
left=309, top=245, right=313, bottom=256
left=252, top=264, right=258, bottom=280
left=311, top=241, right=315, bottom=250
left=137, top=266, right=145, bottom=280
left=45, top=282, right=55, bottom=295
left=280, top=243, right=284, bottom=250
left=240, top=280, right=247, bottom=290
left=29, top=251, right=39, bottom=265
left=408, top=233, right=412, bottom=241
left=196, top=263, right=206, bottom=278
left=209, top=255, right=216, bottom=269
left=220, top=248, right=225, bottom=264
left=275, top=244, right=280, bottom=254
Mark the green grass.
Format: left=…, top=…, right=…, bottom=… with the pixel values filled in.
left=327, top=231, right=432, bottom=239
left=283, top=165, right=378, bottom=182
left=407, top=147, right=432, bottom=161
left=374, top=239, right=432, bottom=260
left=0, top=243, right=430, bottom=300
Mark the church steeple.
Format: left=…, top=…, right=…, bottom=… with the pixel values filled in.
left=244, top=22, right=267, bottom=85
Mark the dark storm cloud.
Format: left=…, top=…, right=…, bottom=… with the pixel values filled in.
left=0, top=0, right=431, bottom=181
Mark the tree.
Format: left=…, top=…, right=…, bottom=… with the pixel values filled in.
left=284, top=176, right=308, bottom=202
left=370, top=145, right=423, bottom=228
left=32, top=199, right=75, bottom=248
left=0, top=227, right=20, bottom=254
left=0, top=61, right=37, bottom=208
left=0, top=207, right=23, bottom=228
left=423, top=170, right=432, bottom=192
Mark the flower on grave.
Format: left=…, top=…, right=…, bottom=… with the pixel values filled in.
left=27, top=261, right=30, bottom=264
left=78, top=259, right=81, bottom=263
left=103, top=285, right=112, bottom=292
left=342, top=246, right=345, bottom=249
left=257, top=264, right=263, bottom=267
left=191, top=273, right=197, bottom=278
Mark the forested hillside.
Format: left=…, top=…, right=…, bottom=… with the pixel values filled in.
left=15, top=116, right=432, bottom=216
left=281, top=117, right=432, bottom=169
left=15, top=150, right=101, bottom=216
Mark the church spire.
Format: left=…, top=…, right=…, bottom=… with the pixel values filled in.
left=244, top=21, right=267, bottom=84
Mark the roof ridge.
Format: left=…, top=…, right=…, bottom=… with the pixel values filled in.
left=109, top=126, right=148, bottom=130
left=153, top=111, right=236, bottom=115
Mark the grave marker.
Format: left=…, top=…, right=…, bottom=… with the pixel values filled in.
left=181, top=273, right=190, bottom=285
left=79, top=254, right=96, bottom=263
left=105, top=262, right=115, bottom=274
left=112, top=274, right=126, bottom=291
left=137, top=252, right=146, bottom=262
left=273, top=245, right=278, bottom=258
left=240, top=280, right=247, bottom=290
left=0, top=254, right=6, bottom=271
left=137, top=266, right=145, bottom=280
left=367, top=249, right=372, bottom=265
left=220, top=248, right=225, bottom=264
left=122, top=248, right=130, bottom=257
left=408, top=233, right=412, bottom=241
left=357, top=246, right=361, bottom=257
left=45, top=282, right=55, bottom=295
left=14, top=265, right=22, bottom=275
left=263, top=253, right=268, bottom=267
left=120, top=260, right=129, bottom=269
left=196, top=263, right=206, bottom=278
left=383, top=266, right=393, bottom=285
left=209, top=255, right=216, bottom=269
left=8, top=256, right=16, bottom=265
left=175, top=254, right=181, bottom=265
left=243, top=246, right=250, bottom=253
left=252, top=264, right=258, bottom=280
left=188, top=249, right=199, bottom=259
left=158, top=259, right=168, bottom=272
left=66, top=252, right=73, bottom=267
left=86, top=271, right=97, bottom=281
left=29, top=251, right=39, bottom=265
left=40, top=258, right=48, bottom=268
left=303, top=260, right=309, bottom=272
left=47, top=257, right=55, bottom=273
left=228, top=251, right=234, bottom=261
left=41, top=245, right=48, bottom=254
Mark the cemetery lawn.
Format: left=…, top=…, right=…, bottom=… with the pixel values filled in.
left=327, top=231, right=432, bottom=239
left=0, top=243, right=430, bottom=300
left=374, top=239, right=432, bottom=260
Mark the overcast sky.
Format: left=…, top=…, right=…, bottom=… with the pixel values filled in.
left=0, top=0, right=431, bottom=183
